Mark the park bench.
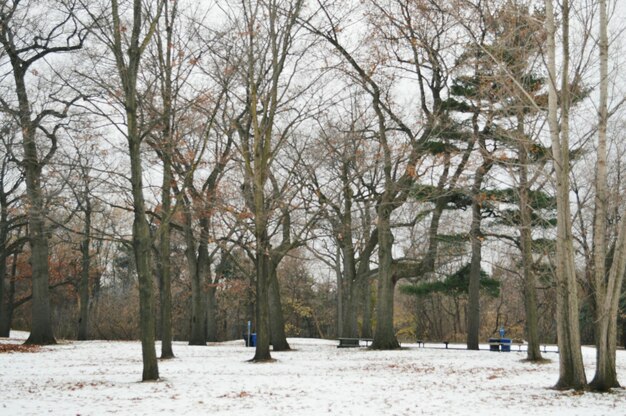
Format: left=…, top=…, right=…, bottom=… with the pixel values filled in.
left=337, top=338, right=373, bottom=348
left=417, top=339, right=450, bottom=349
left=415, top=340, right=449, bottom=348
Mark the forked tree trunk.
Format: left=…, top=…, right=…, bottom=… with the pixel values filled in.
left=546, top=0, right=586, bottom=390
left=12, top=63, right=55, bottom=346
left=0, top=1, right=73, bottom=346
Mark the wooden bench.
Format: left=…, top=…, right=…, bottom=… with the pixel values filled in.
left=415, top=340, right=448, bottom=348
left=338, top=338, right=373, bottom=348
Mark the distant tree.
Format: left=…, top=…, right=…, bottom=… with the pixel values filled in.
left=306, top=96, right=380, bottom=339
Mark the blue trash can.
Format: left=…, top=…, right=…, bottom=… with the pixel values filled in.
left=250, top=333, right=257, bottom=347
left=500, top=338, right=511, bottom=352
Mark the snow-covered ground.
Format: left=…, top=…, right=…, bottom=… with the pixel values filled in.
left=1, top=331, right=625, bottom=415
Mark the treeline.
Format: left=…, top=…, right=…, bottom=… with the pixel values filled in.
left=0, top=0, right=625, bottom=391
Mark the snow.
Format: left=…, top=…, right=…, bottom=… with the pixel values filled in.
left=1, top=331, right=625, bottom=415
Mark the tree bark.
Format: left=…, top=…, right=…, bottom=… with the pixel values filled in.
left=253, top=227, right=272, bottom=361
left=335, top=246, right=343, bottom=338
left=0, top=188, right=9, bottom=337
left=518, top=121, right=543, bottom=362
left=206, top=284, right=218, bottom=342
left=77, top=194, right=91, bottom=341
left=0, top=245, right=18, bottom=336
left=371, top=203, right=400, bottom=350
left=360, top=272, right=372, bottom=339
left=129, top=137, right=159, bottom=380
left=269, top=261, right=290, bottom=351
left=590, top=0, right=623, bottom=391
left=158, top=155, right=174, bottom=358
left=189, top=217, right=209, bottom=346
left=467, top=189, right=483, bottom=350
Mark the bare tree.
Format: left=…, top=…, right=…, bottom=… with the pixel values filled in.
left=0, top=0, right=86, bottom=345
left=83, top=0, right=165, bottom=380
left=589, top=0, right=625, bottom=392
left=545, top=0, right=587, bottom=390
left=229, top=0, right=305, bottom=361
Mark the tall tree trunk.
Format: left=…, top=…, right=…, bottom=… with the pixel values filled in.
left=269, top=261, right=290, bottom=351
left=335, top=246, right=343, bottom=338
left=360, top=202, right=373, bottom=339
left=467, top=163, right=487, bottom=350
left=360, top=274, right=372, bottom=339
left=23, top=136, right=55, bottom=345
left=1, top=6, right=59, bottom=346
left=189, top=217, right=209, bottom=346
left=467, top=194, right=482, bottom=350
left=12, top=67, right=55, bottom=346
left=518, top=122, right=542, bottom=362
left=467, top=146, right=491, bottom=350
left=129, top=136, right=159, bottom=380
left=0, top=198, right=8, bottom=337
left=158, top=155, right=174, bottom=358
left=77, top=196, right=91, bottom=341
left=206, top=284, right=218, bottom=342
left=253, top=228, right=272, bottom=361
left=590, top=0, right=623, bottom=391
left=371, top=203, right=400, bottom=350
left=156, top=0, right=175, bottom=358
left=546, top=0, right=586, bottom=390
left=0, top=245, right=18, bottom=336
left=341, top=248, right=359, bottom=338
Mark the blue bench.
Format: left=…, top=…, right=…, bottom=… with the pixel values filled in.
left=488, top=338, right=512, bottom=352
